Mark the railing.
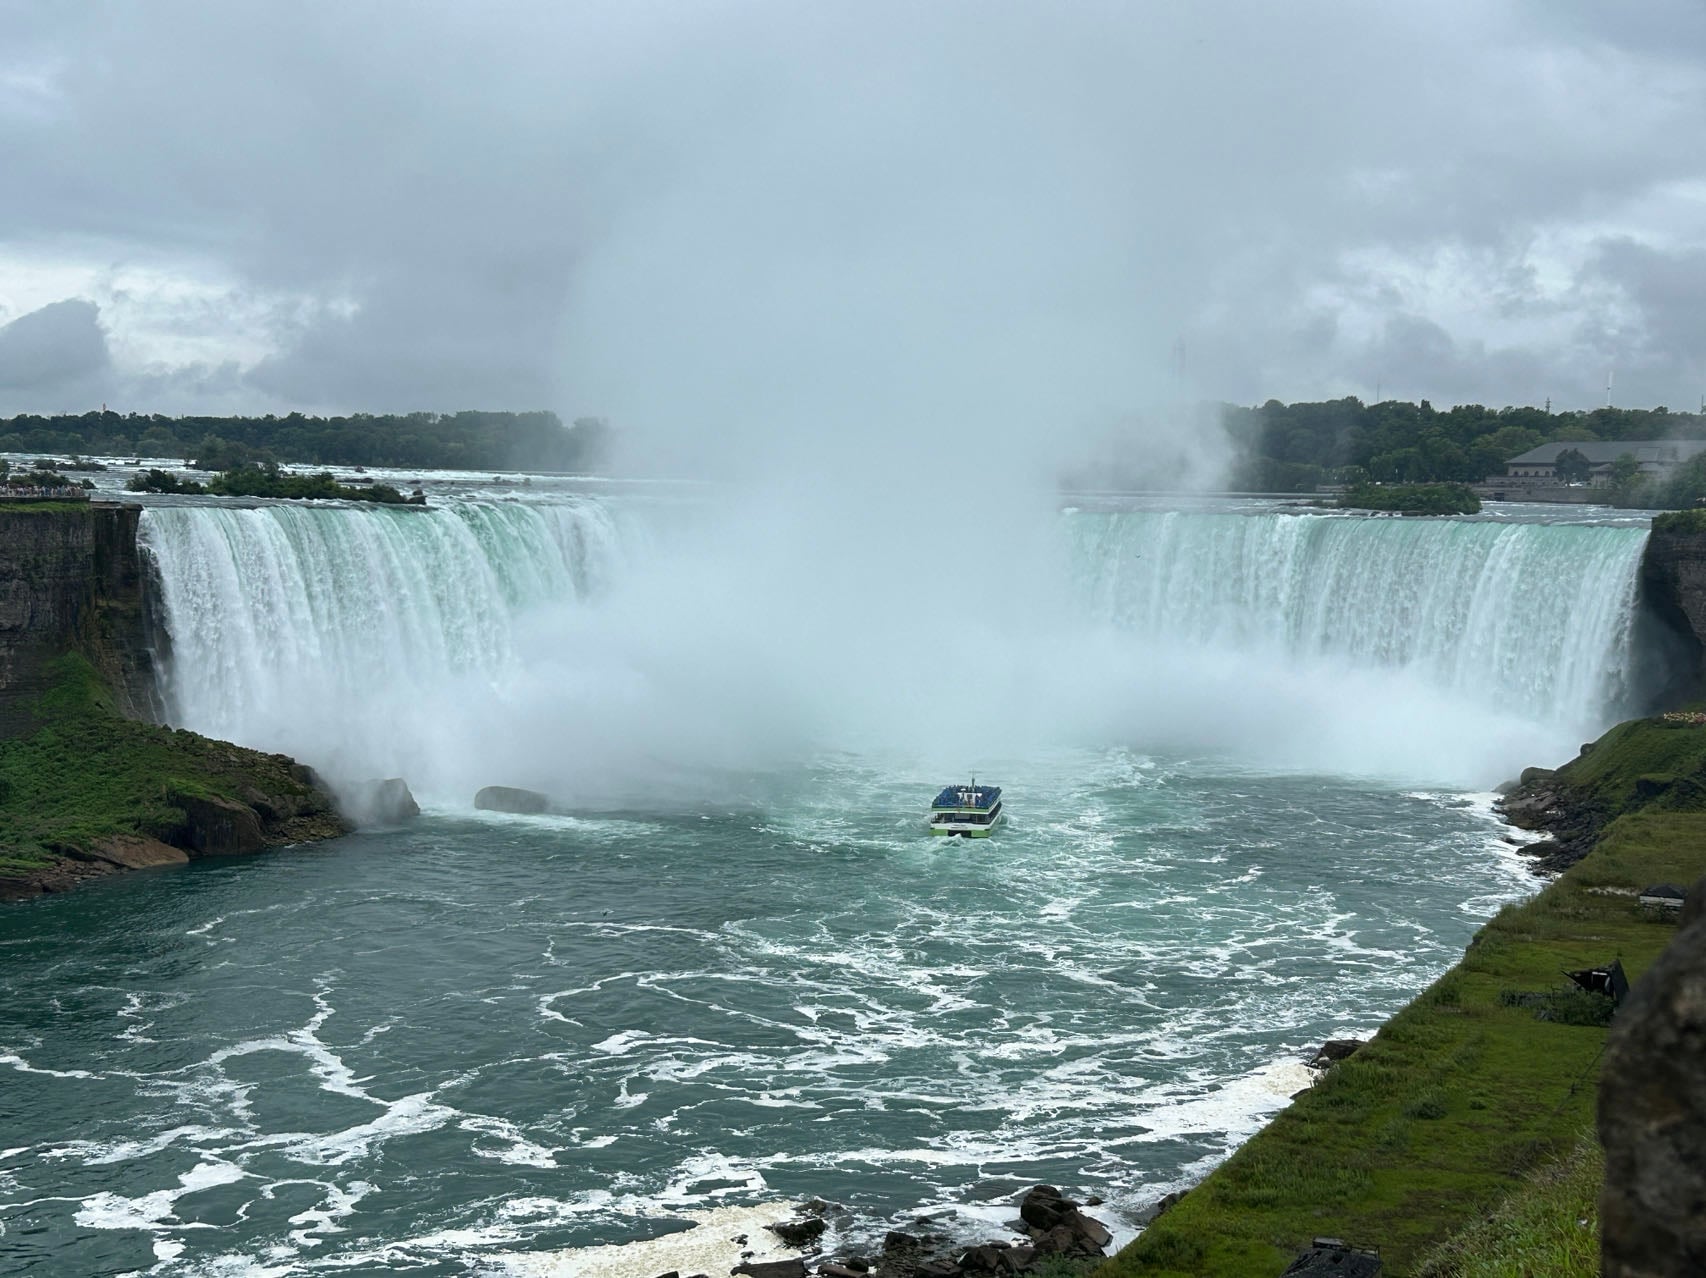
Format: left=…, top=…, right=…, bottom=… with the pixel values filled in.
left=0, top=486, right=92, bottom=501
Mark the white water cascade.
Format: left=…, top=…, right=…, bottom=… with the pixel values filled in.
left=140, top=500, right=1655, bottom=799
left=141, top=500, right=629, bottom=795
left=1068, top=510, right=1649, bottom=722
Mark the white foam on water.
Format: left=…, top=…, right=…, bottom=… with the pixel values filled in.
left=285, top=1177, right=373, bottom=1248
left=73, top=1158, right=246, bottom=1232
left=45, top=1124, right=242, bottom=1167
left=492, top=1202, right=805, bottom=1278
left=592, top=1031, right=649, bottom=1056
left=1129, top=1056, right=1320, bottom=1144
left=461, top=1115, right=562, bottom=1168
left=0, top=1051, right=95, bottom=1079
left=264, top=1092, right=460, bottom=1167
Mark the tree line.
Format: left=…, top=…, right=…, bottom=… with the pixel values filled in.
left=1223, top=398, right=1706, bottom=494
left=0, top=410, right=612, bottom=474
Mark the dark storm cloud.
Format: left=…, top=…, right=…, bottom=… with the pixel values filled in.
left=2, top=0, right=1705, bottom=421
left=0, top=298, right=112, bottom=400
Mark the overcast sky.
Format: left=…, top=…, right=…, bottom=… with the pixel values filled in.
left=3, top=0, right=1705, bottom=428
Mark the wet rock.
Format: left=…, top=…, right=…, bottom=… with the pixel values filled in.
left=1072, top=1214, right=1111, bottom=1251
left=1017, top=1186, right=1110, bottom=1258
left=1309, top=1039, right=1364, bottom=1068
left=1031, top=1226, right=1085, bottom=1257
left=956, top=1245, right=1007, bottom=1273
left=1145, top=1189, right=1187, bottom=1222
left=879, top=1230, right=951, bottom=1278
left=1497, top=787, right=1560, bottom=829
left=1524, top=837, right=1594, bottom=877
left=818, top=1266, right=866, bottom=1278
left=732, top=1262, right=807, bottom=1278
left=1599, top=874, right=1706, bottom=1276
left=769, top=1218, right=827, bottom=1247
left=170, top=790, right=266, bottom=856
left=1017, top=1186, right=1075, bottom=1232
left=474, top=785, right=550, bottom=814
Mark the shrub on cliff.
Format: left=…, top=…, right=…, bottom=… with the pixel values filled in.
left=1650, top=509, right=1706, bottom=535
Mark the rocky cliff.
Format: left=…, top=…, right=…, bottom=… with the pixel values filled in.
left=0, top=502, right=158, bottom=736
left=1640, top=523, right=1706, bottom=696
left=0, top=500, right=352, bottom=900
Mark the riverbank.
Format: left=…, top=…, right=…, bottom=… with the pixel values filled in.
left=1098, top=714, right=1706, bottom=1277
left=0, top=655, right=348, bottom=900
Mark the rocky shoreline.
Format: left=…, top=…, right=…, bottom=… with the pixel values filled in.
left=0, top=752, right=354, bottom=902
left=1496, top=762, right=1612, bottom=876
left=706, top=1185, right=1120, bottom=1278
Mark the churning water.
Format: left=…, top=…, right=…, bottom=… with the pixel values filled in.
left=0, top=490, right=1654, bottom=1275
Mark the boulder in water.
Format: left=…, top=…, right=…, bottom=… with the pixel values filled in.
left=1309, top=1038, right=1364, bottom=1068
left=341, top=777, right=421, bottom=826
left=475, top=785, right=551, bottom=815
left=768, top=1218, right=826, bottom=1247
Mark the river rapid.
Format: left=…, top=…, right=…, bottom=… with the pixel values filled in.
left=0, top=481, right=1659, bottom=1275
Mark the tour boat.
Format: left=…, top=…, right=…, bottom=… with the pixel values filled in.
left=928, top=779, right=1003, bottom=837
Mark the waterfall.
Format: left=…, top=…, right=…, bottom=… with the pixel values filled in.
left=140, top=499, right=628, bottom=791
left=1065, top=510, right=1649, bottom=728
left=140, top=499, right=1654, bottom=796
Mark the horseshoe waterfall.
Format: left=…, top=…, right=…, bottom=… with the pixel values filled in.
left=0, top=495, right=1664, bottom=1276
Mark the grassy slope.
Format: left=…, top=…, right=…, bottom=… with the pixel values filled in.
left=0, top=500, right=96, bottom=514
left=1412, top=1131, right=1601, bottom=1277
left=1099, top=718, right=1706, bottom=1278
left=0, top=655, right=329, bottom=878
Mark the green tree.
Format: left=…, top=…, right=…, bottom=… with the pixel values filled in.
left=1554, top=447, right=1592, bottom=485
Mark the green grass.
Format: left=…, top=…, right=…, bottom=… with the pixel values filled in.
left=1546, top=715, right=1706, bottom=819
left=0, top=500, right=98, bottom=514
left=1412, top=1132, right=1601, bottom=1278
left=0, top=654, right=329, bottom=876
left=1097, top=719, right=1706, bottom=1277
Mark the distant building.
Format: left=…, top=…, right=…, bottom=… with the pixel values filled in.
left=1503, top=439, right=1706, bottom=484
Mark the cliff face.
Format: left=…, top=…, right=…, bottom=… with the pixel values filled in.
left=0, top=503, right=158, bottom=736
left=1640, top=529, right=1706, bottom=696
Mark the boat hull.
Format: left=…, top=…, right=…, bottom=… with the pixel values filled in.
left=928, top=814, right=1004, bottom=837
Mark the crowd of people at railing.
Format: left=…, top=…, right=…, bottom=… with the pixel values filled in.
left=0, top=484, right=91, bottom=500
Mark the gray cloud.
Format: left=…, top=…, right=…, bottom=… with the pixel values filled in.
left=0, top=298, right=112, bottom=401
left=1, top=0, right=1704, bottom=427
